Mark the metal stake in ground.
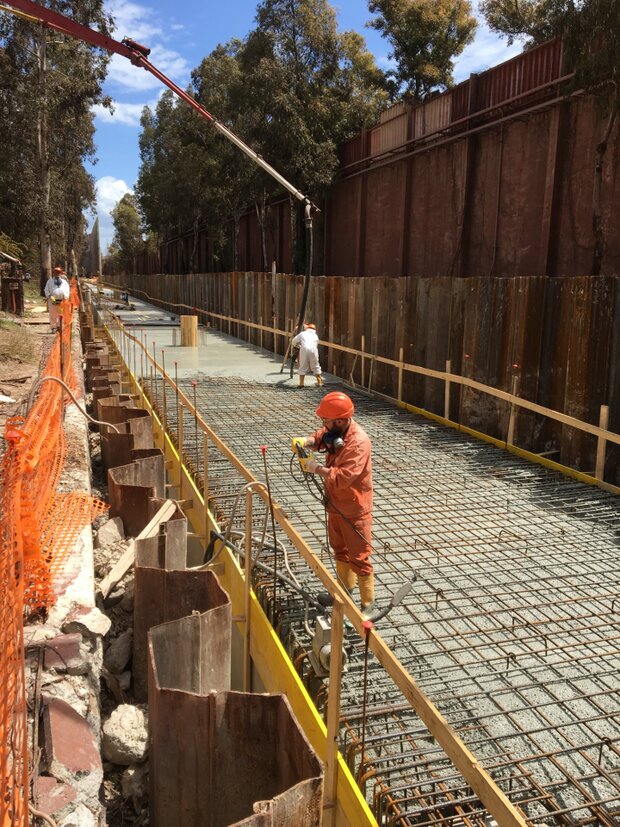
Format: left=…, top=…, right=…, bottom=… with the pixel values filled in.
left=193, top=381, right=199, bottom=474
left=357, top=620, right=373, bottom=786
left=261, top=446, right=279, bottom=617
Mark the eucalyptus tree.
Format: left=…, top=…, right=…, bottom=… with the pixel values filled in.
left=238, top=0, right=389, bottom=272
left=0, top=1, right=111, bottom=286
left=367, top=0, right=477, bottom=100
left=110, top=193, right=142, bottom=274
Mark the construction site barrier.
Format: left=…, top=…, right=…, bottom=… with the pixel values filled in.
left=0, top=283, right=106, bottom=827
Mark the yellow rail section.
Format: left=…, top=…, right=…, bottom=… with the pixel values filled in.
left=100, top=309, right=530, bottom=827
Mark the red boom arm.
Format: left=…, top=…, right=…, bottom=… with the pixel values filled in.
left=1, top=0, right=312, bottom=205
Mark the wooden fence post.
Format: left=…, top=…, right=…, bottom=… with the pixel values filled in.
left=444, top=359, right=452, bottom=419
left=507, top=375, right=520, bottom=446
left=595, top=405, right=609, bottom=481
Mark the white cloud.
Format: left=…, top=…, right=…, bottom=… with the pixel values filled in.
left=455, top=4, right=523, bottom=82
left=104, top=0, right=190, bottom=92
left=108, top=0, right=163, bottom=44
left=93, top=93, right=161, bottom=126
left=105, top=44, right=190, bottom=92
left=93, top=176, right=133, bottom=252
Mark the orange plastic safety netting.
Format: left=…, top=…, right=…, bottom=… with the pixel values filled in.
left=0, top=289, right=106, bottom=826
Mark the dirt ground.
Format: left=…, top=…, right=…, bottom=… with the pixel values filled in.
left=0, top=282, right=52, bottom=452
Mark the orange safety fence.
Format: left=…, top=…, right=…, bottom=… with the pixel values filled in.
left=0, top=286, right=107, bottom=826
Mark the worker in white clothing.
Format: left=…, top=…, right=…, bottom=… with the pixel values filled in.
left=292, top=323, right=324, bottom=387
left=44, top=267, right=70, bottom=332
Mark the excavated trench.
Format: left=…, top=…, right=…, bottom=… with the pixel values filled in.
left=78, top=287, right=620, bottom=826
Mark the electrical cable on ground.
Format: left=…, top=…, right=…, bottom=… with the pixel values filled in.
left=24, top=376, right=121, bottom=432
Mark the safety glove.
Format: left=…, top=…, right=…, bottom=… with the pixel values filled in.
left=300, top=457, right=319, bottom=474
left=291, top=437, right=306, bottom=454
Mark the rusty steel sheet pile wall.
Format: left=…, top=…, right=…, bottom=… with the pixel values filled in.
left=82, top=320, right=327, bottom=825
left=103, top=271, right=620, bottom=485
left=134, top=39, right=620, bottom=280
left=0, top=289, right=107, bottom=827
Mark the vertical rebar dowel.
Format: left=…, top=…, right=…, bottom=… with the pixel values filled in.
left=243, top=488, right=253, bottom=692
left=261, top=446, right=279, bottom=618
left=152, top=341, right=157, bottom=413
left=324, top=595, right=345, bottom=826
left=193, top=381, right=198, bottom=472
left=357, top=626, right=371, bottom=787
left=141, top=331, right=145, bottom=388
left=178, top=400, right=184, bottom=501
left=203, top=431, right=209, bottom=545
left=174, top=362, right=179, bottom=446
left=161, top=350, right=168, bottom=436
left=398, top=347, right=404, bottom=403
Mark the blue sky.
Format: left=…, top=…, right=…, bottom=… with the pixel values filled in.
left=88, top=0, right=521, bottom=251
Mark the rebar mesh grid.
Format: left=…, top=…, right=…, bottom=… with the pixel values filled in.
left=150, top=374, right=620, bottom=826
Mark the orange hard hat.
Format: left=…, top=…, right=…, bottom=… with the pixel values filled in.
left=316, top=391, right=354, bottom=419
left=53, top=266, right=62, bottom=273
left=305, top=323, right=316, bottom=330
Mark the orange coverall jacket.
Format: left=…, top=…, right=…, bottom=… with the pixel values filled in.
left=312, top=420, right=373, bottom=517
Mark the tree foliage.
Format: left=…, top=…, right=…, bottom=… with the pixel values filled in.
left=110, top=193, right=142, bottom=273
left=136, top=0, right=388, bottom=272
left=0, top=1, right=111, bottom=276
left=367, top=0, right=477, bottom=100
left=478, top=0, right=565, bottom=46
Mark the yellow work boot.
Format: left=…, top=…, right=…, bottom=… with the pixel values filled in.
left=359, top=573, right=375, bottom=618
left=298, top=375, right=305, bottom=388
left=336, top=560, right=357, bottom=593
left=316, top=374, right=324, bottom=386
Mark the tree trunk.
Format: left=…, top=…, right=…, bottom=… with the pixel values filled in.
left=233, top=212, right=240, bottom=271
left=37, top=28, right=52, bottom=295
left=289, top=195, right=297, bottom=274
left=255, top=193, right=268, bottom=271
left=591, top=90, right=618, bottom=276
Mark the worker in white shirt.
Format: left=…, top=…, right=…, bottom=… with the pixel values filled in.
left=292, top=323, right=324, bottom=387
left=44, top=267, right=70, bottom=332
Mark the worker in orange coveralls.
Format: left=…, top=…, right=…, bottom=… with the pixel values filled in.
left=292, top=391, right=375, bottom=616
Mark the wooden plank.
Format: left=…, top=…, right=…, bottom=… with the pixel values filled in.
left=323, top=596, right=345, bottom=826
left=98, top=499, right=176, bottom=598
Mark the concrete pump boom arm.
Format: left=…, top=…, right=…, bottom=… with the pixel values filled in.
left=0, top=0, right=313, bottom=208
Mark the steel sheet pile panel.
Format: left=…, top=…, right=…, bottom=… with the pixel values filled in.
left=149, top=614, right=323, bottom=827
left=173, top=374, right=620, bottom=826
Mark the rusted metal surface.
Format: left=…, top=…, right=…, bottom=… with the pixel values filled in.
left=101, top=410, right=153, bottom=471
left=134, top=545, right=230, bottom=699
left=148, top=613, right=323, bottom=826
left=106, top=270, right=620, bottom=484
left=107, top=451, right=166, bottom=536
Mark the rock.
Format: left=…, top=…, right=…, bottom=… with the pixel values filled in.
left=103, top=585, right=125, bottom=608
left=41, top=698, right=102, bottom=802
left=44, top=633, right=88, bottom=675
left=119, top=582, right=134, bottom=612
left=95, top=517, right=125, bottom=548
left=36, top=776, right=77, bottom=821
left=58, top=803, right=98, bottom=827
left=24, top=625, right=57, bottom=647
left=62, top=606, right=111, bottom=638
left=118, top=671, right=131, bottom=692
left=104, top=630, right=133, bottom=674
left=102, top=705, right=148, bottom=765
left=121, top=763, right=148, bottom=810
